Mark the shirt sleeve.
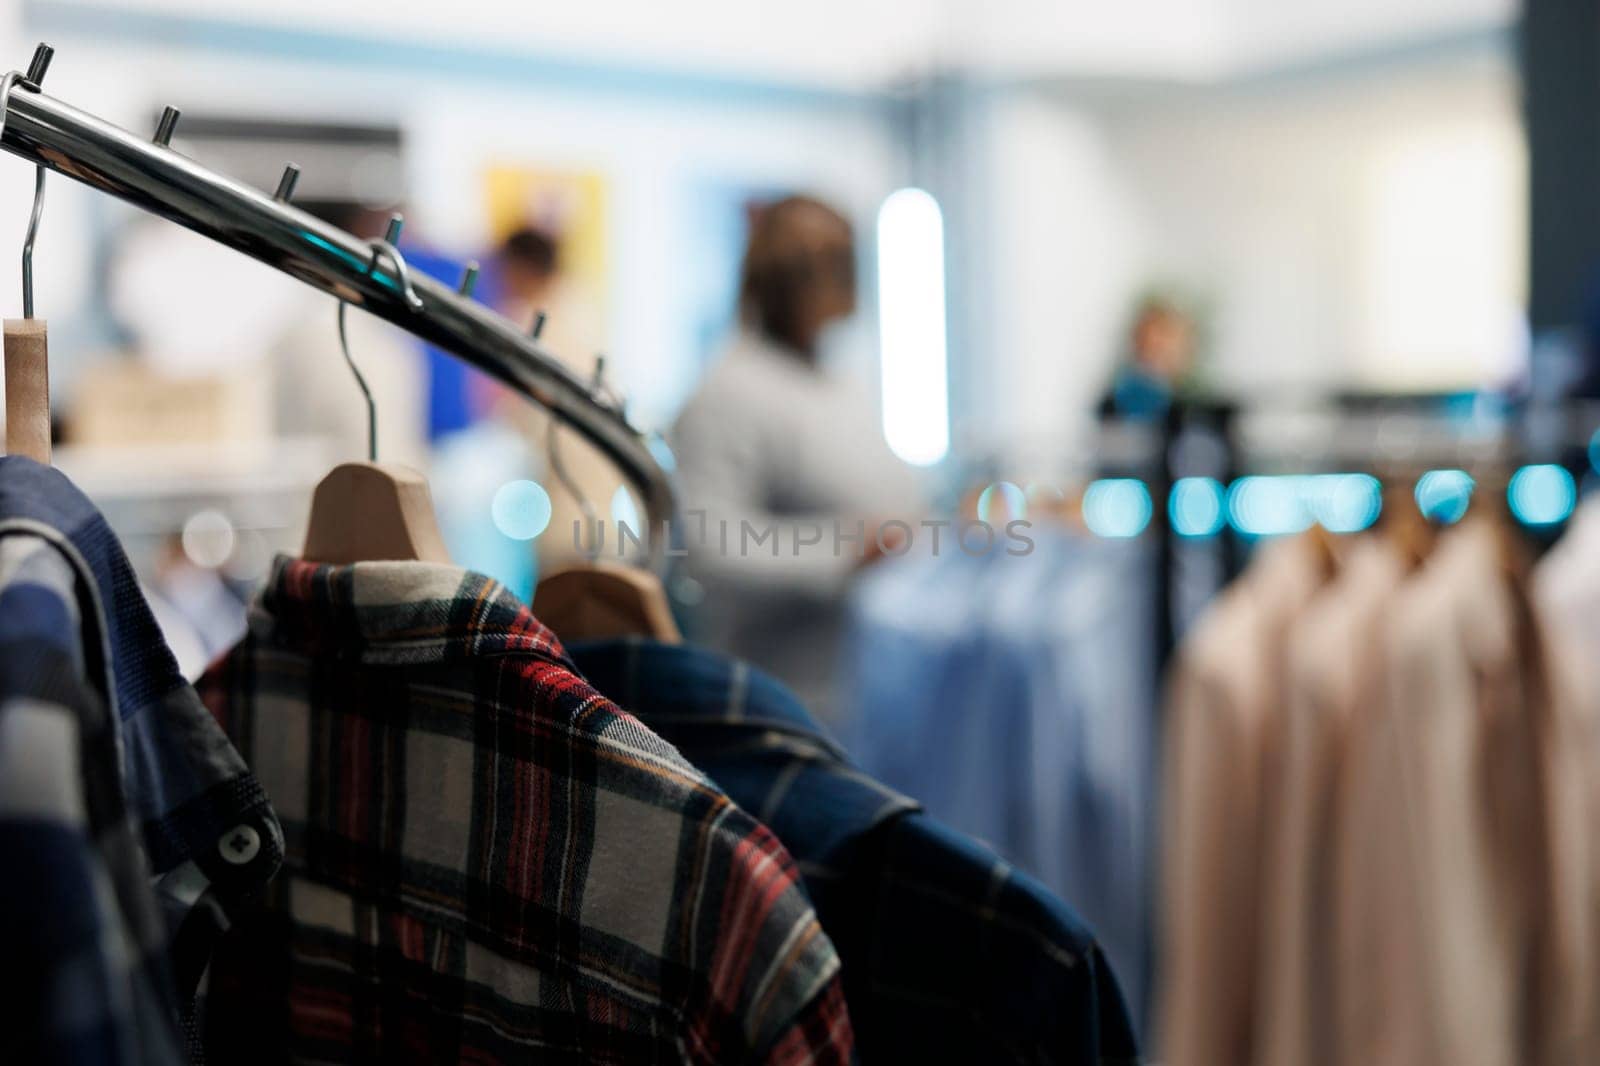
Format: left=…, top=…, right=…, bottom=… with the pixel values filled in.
left=0, top=533, right=186, bottom=1065
left=1159, top=656, right=1260, bottom=1066
left=686, top=815, right=854, bottom=1065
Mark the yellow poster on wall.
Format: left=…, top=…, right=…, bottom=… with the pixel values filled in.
left=483, top=165, right=609, bottom=334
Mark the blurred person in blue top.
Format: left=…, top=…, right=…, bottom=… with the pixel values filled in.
left=672, top=195, right=924, bottom=721
left=1098, top=291, right=1201, bottom=419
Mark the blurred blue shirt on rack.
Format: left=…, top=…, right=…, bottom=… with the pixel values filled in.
left=839, top=528, right=1159, bottom=1031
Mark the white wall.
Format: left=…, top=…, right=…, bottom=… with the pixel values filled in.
left=1106, top=44, right=1524, bottom=394
left=1222, top=0, right=1513, bottom=71
left=965, top=39, right=1524, bottom=464
left=972, top=92, right=1147, bottom=462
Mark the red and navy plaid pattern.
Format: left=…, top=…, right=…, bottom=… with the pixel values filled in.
left=197, top=556, right=853, bottom=1064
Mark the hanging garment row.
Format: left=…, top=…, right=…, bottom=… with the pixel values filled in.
left=1159, top=497, right=1600, bottom=1066
left=0, top=44, right=1139, bottom=1066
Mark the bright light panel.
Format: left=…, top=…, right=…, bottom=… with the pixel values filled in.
left=877, top=188, right=950, bottom=467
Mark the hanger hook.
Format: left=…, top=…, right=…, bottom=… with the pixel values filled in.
left=23, top=165, right=45, bottom=320
left=374, top=213, right=423, bottom=311
left=546, top=358, right=611, bottom=562
left=336, top=216, right=422, bottom=462
left=336, top=299, right=378, bottom=462
left=1, top=68, right=48, bottom=320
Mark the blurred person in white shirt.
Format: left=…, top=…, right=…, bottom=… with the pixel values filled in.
left=672, top=195, right=924, bottom=721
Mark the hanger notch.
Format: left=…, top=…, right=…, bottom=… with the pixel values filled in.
left=273, top=163, right=300, bottom=202
left=23, top=43, right=52, bottom=90
left=153, top=105, right=180, bottom=147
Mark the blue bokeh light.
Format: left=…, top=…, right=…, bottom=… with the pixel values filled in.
left=978, top=481, right=1028, bottom=524
left=1589, top=428, right=1600, bottom=475
left=1227, top=476, right=1312, bottom=537
left=1169, top=477, right=1226, bottom=537
left=1414, top=469, right=1475, bottom=524
left=646, top=434, right=678, bottom=473
left=611, top=485, right=642, bottom=531
left=1304, top=473, right=1383, bottom=533
left=1226, top=474, right=1380, bottom=536
left=491, top=480, right=553, bottom=540
left=1082, top=478, right=1152, bottom=538
left=1507, top=464, right=1576, bottom=526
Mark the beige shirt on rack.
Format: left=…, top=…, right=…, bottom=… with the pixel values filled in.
left=1253, top=539, right=1403, bottom=1066
left=1159, top=533, right=1326, bottom=1066
left=1333, top=520, right=1597, bottom=1066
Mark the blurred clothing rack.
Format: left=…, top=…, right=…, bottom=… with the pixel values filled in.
left=0, top=49, right=677, bottom=571
left=1097, top=393, right=1600, bottom=667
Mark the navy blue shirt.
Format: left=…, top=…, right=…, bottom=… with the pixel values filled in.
left=0, top=457, right=282, bottom=1062
left=570, top=637, right=1140, bottom=1065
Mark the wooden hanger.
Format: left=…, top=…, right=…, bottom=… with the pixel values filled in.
left=302, top=461, right=450, bottom=564
left=5, top=317, right=49, bottom=464
left=1379, top=473, right=1437, bottom=571
left=531, top=358, right=680, bottom=643
left=300, top=218, right=450, bottom=566
left=1304, top=521, right=1343, bottom=581
left=534, top=559, right=681, bottom=643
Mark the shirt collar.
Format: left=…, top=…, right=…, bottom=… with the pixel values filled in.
left=0, top=456, right=174, bottom=717
left=256, top=554, right=575, bottom=669
left=568, top=638, right=922, bottom=832
left=567, top=636, right=849, bottom=758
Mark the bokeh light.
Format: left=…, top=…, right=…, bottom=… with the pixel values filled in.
left=1082, top=478, right=1152, bottom=538
left=647, top=434, right=678, bottom=473
left=491, top=480, right=553, bottom=540
left=181, top=508, right=236, bottom=568
left=1227, top=476, right=1312, bottom=537
left=1414, top=469, right=1474, bottom=524
left=1304, top=473, right=1383, bottom=533
left=978, top=481, right=1028, bottom=524
left=1507, top=464, right=1576, bottom=526
left=1226, top=474, right=1380, bottom=536
left=1169, top=477, right=1225, bottom=537
left=611, top=485, right=642, bottom=531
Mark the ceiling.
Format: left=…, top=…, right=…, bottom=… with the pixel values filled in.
left=29, top=0, right=1516, bottom=90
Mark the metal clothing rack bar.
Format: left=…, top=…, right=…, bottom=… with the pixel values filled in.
left=0, top=53, right=676, bottom=572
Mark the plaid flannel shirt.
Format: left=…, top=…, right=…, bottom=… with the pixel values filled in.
left=196, top=557, right=853, bottom=1065
left=0, top=457, right=284, bottom=1064
left=569, top=638, right=1142, bottom=1066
